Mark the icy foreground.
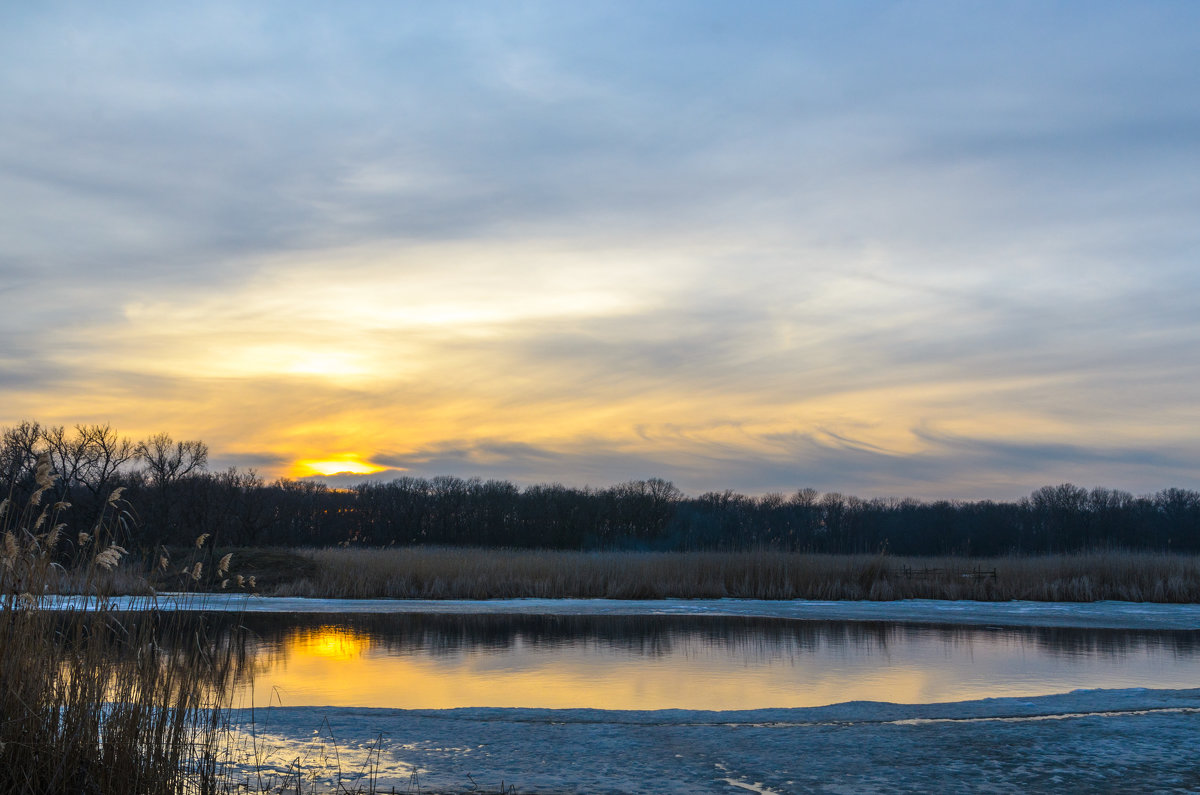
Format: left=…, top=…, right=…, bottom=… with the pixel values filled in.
left=51, top=595, right=1199, bottom=789
left=56, top=593, right=1200, bottom=630
left=228, top=688, right=1200, bottom=794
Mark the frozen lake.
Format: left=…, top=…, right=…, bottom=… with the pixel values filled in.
left=223, top=689, right=1200, bottom=794
left=226, top=612, right=1200, bottom=710
left=65, top=597, right=1199, bottom=791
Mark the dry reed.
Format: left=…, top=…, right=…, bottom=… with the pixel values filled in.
left=268, top=546, right=1200, bottom=602
left=0, top=456, right=243, bottom=794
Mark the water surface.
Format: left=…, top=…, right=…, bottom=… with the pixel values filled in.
left=224, top=613, right=1200, bottom=710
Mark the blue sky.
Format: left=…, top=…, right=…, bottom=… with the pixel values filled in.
left=1, top=1, right=1198, bottom=497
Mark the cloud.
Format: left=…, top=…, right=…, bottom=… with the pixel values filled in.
left=295, top=423, right=1200, bottom=501
left=1, top=2, right=1199, bottom=498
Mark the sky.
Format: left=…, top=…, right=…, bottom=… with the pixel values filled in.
left=1, top=1, right=1198, bottom=499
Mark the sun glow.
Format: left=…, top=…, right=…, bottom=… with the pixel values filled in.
left=294, top=457, right=385, bottom=477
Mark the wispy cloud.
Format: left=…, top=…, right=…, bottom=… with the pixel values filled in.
left=1, top=2, right=1198, bottom=497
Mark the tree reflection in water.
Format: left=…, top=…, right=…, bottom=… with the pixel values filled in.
left=161, top=613, right=1200, bottom=710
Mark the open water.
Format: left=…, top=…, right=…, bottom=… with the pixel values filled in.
left=225, top=612, right=1200, bottom=710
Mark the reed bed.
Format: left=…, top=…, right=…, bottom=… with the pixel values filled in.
left=269, top=546, right=1200, bottom=602
left=0, top=457, right=280, bottom=794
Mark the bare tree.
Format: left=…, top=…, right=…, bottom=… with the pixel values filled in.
left=40, top=425, right=90, bottom=500
left=76, top=423, right=136, bottom=499
left=136, top=432, right=209, bottom=486
left=790, top=488, right=819, bottom=508
left=0, top=421, right=42, bottom=498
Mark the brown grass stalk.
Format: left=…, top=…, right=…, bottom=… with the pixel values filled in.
left=0, top=460, right=243, bottom=794
left=264, top=546, right=1200, bottom=602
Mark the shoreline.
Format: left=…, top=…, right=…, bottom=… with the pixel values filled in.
left=42, top=593, right=1200, bottom=630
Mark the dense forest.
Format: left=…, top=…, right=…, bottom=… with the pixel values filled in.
left=4, top=421, right=1200, bottom=557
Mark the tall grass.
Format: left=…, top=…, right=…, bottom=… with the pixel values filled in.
left=0, top=455, right=242, bottom=794
left=270, top=546, right=1200, bottom=602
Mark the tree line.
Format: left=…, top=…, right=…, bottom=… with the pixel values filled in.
left=3, top=420, right=1200, bottom=556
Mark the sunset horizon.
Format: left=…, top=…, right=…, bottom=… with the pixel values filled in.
left=4, top=5, right=1200, bottom=790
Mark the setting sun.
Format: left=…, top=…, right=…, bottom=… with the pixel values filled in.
left=294, top=457, right=385, bottom=477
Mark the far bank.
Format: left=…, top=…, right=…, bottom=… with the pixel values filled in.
left=131, top=547, right=1200, bottom=603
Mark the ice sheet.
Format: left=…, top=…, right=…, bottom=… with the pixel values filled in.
left=217, top=688, right=1200, bottom=794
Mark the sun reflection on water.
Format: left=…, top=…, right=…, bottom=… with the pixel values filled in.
left=290, top=628, right=369, bottom=661
left=227, top=616, right=1200, bottom=711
